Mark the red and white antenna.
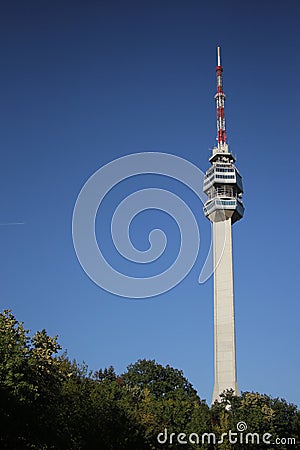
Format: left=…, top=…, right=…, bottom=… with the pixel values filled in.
left=215, top=46, right=227, bottom=148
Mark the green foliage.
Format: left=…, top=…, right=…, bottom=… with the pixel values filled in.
left=0, top=309, right=299, bottom=449
left=211, top=390, right=300, bottom=449
left=122, top=359, right=198, bottom=399
left=121, top=359, right=210, bottom=449
left=0, top=310, right=67, bottom=448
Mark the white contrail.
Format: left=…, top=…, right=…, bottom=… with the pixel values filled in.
left=0, top=222, right=25, bottom=226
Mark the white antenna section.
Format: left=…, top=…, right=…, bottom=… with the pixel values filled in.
left=217, top=46, right=221, bottom=66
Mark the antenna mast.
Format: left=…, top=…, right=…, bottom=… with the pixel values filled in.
left=215, top=46, right=227, bottom=148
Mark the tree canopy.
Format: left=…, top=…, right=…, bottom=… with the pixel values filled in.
left=0, top=309, right=299, bottom=449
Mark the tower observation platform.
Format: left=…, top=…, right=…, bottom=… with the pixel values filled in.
left=203, top=143, right=244, bottom=224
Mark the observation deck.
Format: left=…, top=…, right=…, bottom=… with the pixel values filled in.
left=203, top=146, right=244, bottom=224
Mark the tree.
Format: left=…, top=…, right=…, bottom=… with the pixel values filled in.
left=121, top=359, right=210, bottom=449
left=0, top=309, right=33, bottom=448
left=0, top=310, right=67, bottom=448
left=211, top=390, right=300, bottom=449
left=122, top=359, right=198, bottom=399
left=1, top=310, right=299, bottom=449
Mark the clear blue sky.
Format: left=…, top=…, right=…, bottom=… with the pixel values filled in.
left=1, top=0, right=299, bottom=406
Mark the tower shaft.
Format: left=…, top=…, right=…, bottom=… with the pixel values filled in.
left=212, top=219, right=239, bottom=402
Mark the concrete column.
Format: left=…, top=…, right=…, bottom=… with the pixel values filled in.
left=212, top=217, right=239, bottom=403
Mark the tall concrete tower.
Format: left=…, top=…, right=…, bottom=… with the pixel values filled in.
left=203, top=47, right=244, bottom=403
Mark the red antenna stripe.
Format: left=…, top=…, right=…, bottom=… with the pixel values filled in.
left=215, top=48, right=226, bottom=145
